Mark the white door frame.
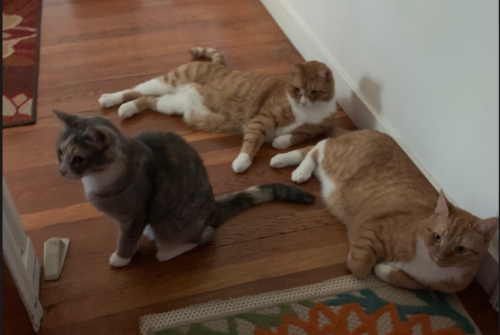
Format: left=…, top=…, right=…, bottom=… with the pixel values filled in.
left=3, top=176, right=43, bottom=331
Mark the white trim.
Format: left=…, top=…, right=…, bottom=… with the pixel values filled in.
left=3, top=177, right=43, bottom=331
left=261, top=0, right=499, bottom=304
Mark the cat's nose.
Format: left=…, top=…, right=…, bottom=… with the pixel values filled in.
left=59, top=167, right=67, bottom=176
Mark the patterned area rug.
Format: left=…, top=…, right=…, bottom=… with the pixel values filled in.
left=2, top=0, right=41, bottom=127
left=140, top=275, right=480, bottom=335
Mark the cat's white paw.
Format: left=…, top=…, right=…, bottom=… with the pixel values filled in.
left=232, top=153, right=252, bottom=173
left=270, top=154, right=288, bottom=168
left=374, top=263, right=394, bottom=281
left=270, top=151, right=303, bottom=168
left=118, top=101, right=139, bottom=119
left=109, top=252, right=132, bottom=268
left=272, top=135, right=292, bottom=150
left=99, top=93, right=122, bottom=108
left=291, top=166, right=312, bottom=183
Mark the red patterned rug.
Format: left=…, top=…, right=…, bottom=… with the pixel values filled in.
left=2, top=0, right=42, bottom=128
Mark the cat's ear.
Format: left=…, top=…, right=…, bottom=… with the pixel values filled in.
left=53, top=110, right=80, bottom=129
left=85, top=126, right=111, bottom=150
left=475, top=217, right=499, bottom=242
left=435, top=190, right=450, bottom=217
left=290, top=63, right=302, bottom=74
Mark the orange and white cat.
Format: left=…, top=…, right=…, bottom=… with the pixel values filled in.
left=271, top=129, right=498, bottom=293
left=98, top=47, right=337, bottom=173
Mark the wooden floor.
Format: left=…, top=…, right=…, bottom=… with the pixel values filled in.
left=2, top=0, right=498, bottom=334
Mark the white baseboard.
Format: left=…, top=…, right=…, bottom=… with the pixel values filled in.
left=261, top=0, right=499, bottom=303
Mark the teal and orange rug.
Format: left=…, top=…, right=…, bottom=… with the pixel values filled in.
left=140, top=275, right=480, bottom=335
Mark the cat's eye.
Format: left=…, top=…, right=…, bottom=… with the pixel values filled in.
left=433, top=233, right=442, bottom=242
left=455, top=246, right=467, bottom=254
left=310, top=90, right=318, bottom=96
left=72, top=156, right=85, bottom=164
left=291, top=86, right=300, bottom=94
left=57, top=148, right=62, bottom=156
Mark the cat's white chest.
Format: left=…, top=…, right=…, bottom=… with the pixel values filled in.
left=311, top=140, right=336, bottom=200
left=82, top=176, right=99, bottom=195
left=387, top=240, right=465, bottom=284
left=276, top=95, right=336, bottom=136
left=81, top=163, right=122, bottom=196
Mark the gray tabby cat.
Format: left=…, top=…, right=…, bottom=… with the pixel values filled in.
left=53, top=111, right=315, bottom=267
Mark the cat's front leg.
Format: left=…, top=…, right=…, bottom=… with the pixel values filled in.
left=233, top=115, right=274, bottom=173
left=347, top=246, right=377, bottom=279
left=271, top=146, right=314, bottom=168
left=272, top=134, right=293, bottom=150
left=273, top=116, right=337, bottom=150
left=232, top=153, right=253, bottom=174
left=110, top=223, right=145, bottom=268
left=272, top=131, right=315, bottom=150
left=290, top=145, right=320, bottom=183
left=99, top=76, right=173, bottom=108
left=374, top=263, right=426, bottom=290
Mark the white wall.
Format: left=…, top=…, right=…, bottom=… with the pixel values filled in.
left=262, top=0, right=499, bottom=219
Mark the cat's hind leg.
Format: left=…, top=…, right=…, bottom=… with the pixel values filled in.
left=118, top=92, right=188, bottom=119
left=99, top=76, right=178, bottom=108
left=155, top=226, right=215, bottom=262
left=270, top=145, right=314, bottom=168
left=99, top=62, right=196, bottom=108
left=374, top=263, right=426, bottom=289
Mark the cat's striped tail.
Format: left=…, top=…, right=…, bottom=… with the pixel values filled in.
left=189, top=47, right=226, bottom=65
left=211, top=184, right=315, bottom=228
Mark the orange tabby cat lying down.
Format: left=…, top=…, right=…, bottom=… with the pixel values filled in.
left=98, top=47, right=337, bottom=173
left=271, top=129, right=498, bottom=293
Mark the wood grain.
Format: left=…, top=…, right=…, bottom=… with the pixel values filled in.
left=2, top=0, right=497, bottom=334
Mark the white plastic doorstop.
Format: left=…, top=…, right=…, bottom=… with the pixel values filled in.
left=43, top=237, right=70, bottom=281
